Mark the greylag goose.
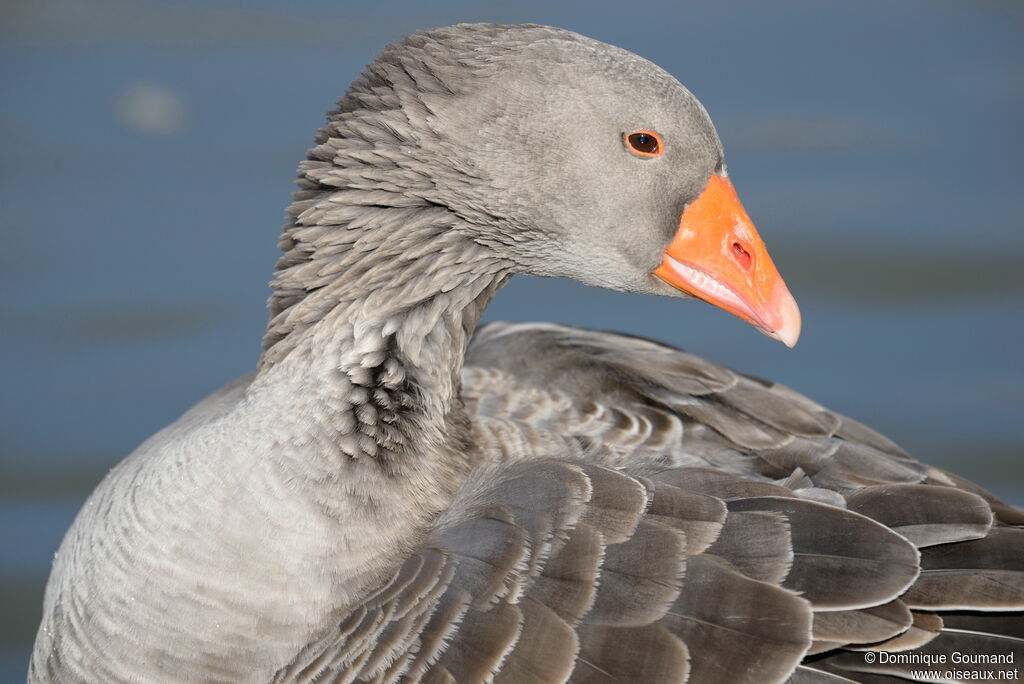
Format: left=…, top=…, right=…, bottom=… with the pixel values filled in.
left=30, top=23, right=1023, bottom=684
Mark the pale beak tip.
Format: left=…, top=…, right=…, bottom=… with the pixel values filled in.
left=770, top=286, right=802, bottom=348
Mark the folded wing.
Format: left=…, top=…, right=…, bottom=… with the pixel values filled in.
left=274, top=322, right=1023, bottom=683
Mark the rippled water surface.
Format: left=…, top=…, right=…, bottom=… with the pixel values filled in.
left=2, top=0, right=1022, bottom=679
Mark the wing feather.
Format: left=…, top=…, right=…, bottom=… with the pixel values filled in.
left=274, top=323, right=1024, bottom=683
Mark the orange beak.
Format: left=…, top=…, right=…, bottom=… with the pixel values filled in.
left=653, top=174, right=801, bottom=347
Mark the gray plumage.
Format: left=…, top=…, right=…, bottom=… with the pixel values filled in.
left=30, top=23, right=1023, bottom=684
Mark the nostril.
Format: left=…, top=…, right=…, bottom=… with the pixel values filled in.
left=732, top=242, right=752, bottom=269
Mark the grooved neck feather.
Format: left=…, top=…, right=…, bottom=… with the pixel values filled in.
left=258, top=199, right=511, bottom=466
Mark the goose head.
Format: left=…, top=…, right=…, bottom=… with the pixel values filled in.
left=322, top=24, right=801, bottom=346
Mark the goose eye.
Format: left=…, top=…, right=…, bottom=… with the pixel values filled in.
left=625, top=130, right=663, bottom=157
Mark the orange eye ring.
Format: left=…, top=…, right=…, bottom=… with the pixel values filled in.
left=625, top=130, right=663, bottom=158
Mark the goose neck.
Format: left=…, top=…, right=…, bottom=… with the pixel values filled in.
left=254, top=205, right=511, bottom=497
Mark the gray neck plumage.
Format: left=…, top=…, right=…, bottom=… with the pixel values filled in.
left=255, top=186, right=511, bottom=493
left=250, top=51, right=514, bottom=516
